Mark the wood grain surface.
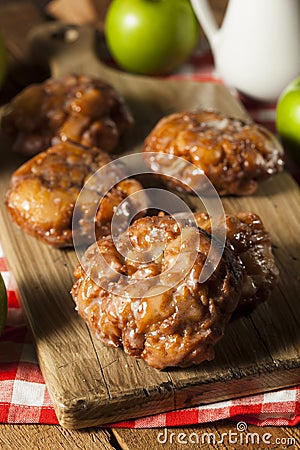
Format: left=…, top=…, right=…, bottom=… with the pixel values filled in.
left=1, top=421, right=299, bottom=450
left=1, top=15, right=300, bottom=432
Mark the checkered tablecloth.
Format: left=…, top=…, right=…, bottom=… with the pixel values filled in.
left=0, top=47, right=300, bottom=428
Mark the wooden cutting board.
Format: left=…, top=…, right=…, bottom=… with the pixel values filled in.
left=0, top=23, right=299, bottom=429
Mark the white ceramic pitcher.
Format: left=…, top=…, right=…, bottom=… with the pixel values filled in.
left=190, top=0, right=300, bottom=101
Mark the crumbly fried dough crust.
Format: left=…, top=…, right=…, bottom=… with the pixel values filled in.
left=143, top=110, right=284, bottom=195
left=2, top=74, right=133, bottom=155
left=71, top=216, right=243, bottom=369
left=5, top=141, right=144, bottom=247
left=195, top=212, right=279, bottom=311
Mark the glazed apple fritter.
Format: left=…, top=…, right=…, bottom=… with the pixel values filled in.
left=71, top=215, right=243, bottom=370
left=1, top=74, right=133, bottom=156
left=143, top=110, right=284, bottom=196
left=5, top=141, right=145, bottom=248
left=194, top=212, right=279, bottom=311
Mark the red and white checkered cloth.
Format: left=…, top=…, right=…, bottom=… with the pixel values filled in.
left=1, top=48, right=300, bottom=428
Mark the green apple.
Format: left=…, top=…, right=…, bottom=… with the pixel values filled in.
left=105, top=0, right=200, bottom=75
left=276, top=76, right=300, bottom=160
left=0, top=31, right=7, bottom=87
left=0, top=273, right=7, bottom=335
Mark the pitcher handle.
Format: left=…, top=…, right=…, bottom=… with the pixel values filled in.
left=190, top=0, right=220, bottom=46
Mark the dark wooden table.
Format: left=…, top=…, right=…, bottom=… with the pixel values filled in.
left=0, top=1, right=299, bottom=449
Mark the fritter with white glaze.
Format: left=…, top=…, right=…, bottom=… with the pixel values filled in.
left=143, top=110, right=284, bottom=195
left=71, top=215, right=243, bottom=369
left=5, top=141, right=145, bottom=247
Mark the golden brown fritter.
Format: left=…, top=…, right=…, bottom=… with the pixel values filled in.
left=143, top=110, right=284, bottom=195
left=194, top=212, right=279, bottom=311
left=5, top=141, right=145, bottom=248
left=1, top=74, right=133, bottom=156
left=71, top=215, right=243, bottom=369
